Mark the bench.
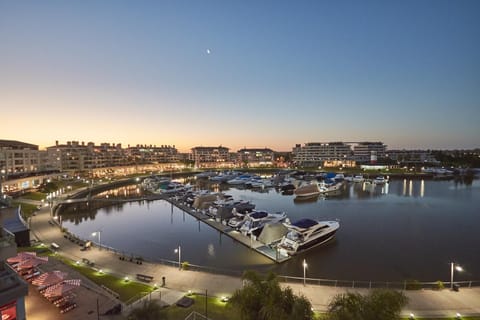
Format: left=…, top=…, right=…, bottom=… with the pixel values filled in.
left=136, top=274, right=154, bottom=283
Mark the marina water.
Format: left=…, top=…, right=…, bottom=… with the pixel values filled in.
left=61, top=178, right=480, bottom=282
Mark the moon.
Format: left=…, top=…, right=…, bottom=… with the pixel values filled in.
left=206, top=49, right=211, bottom=55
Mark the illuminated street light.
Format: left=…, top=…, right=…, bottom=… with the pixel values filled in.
left=174, top=246, right=181, bottom=270
left=92, top=230, right=102, bottom=249
left=450, top=262, right=463, bottom=290
left=303, top=259, right=307, bottom=286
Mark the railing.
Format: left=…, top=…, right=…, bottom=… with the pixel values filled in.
left=277, top=275, right=480, bottom=290
left=185, top=311, right=211, bottom=320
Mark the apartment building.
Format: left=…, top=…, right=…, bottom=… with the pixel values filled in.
left=237, top=148, right=274, bottom=166
left=191, top=146, right=230, bottom=167
left=292, top=142, right=352, bottom=167
left=126, top=144, right=178, bottom=163
left=352, top=142, right=387, bottom=163
left=0, top=140, right=49, bottom=178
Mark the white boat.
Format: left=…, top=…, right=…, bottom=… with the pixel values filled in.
left=239, top=210, right=287, bottom=236
left=319, top=181, right=344, bottom=194
left=278, top=219, right=339, bottom=256
left=294, top=183, right=320, bottom=197
left=352, top=175, right=365, bottom=183
left=373, top=176, right=388, bottom=184
left=227, top=174, right=253, bottom=185
left=195, top=171, right=217, bottom=178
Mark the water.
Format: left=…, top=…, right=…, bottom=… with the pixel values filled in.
left=61, top=178, right=480, bottom=282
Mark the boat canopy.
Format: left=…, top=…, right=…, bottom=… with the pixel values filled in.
left=250, top=211, right=268, bottom=219
left=258, top=222, right=288, bottom=245
left=291, top=218, right=318, bottom=229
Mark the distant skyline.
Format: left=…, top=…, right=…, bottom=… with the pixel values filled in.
left=1, top=1, right=479, bottom=152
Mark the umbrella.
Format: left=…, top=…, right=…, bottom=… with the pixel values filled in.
left=6, top=252, right=37, bottom=264
left=43, top=279, right=81, bottom=298
left=32, top=271, right=68, bottom=287
left=17, top=255, right=48, bottom=269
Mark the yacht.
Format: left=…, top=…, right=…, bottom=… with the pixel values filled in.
left=195, top=171, right=217, bottom=178
left=227, top=174, right=253, bottom=185
left=294, top=183, right=321, bottom=197
left=352, top=175, right=365, bottom=183
left=239, top=210, right=287, bottom=236
left=373, top=176, right=388, bottom=184
left=278, top=219, right=340, bottom=256
left=319, top=181, right=344, bottom=194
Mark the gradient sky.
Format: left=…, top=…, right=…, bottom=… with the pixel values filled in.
left=1, top=1, right=479, bottom=152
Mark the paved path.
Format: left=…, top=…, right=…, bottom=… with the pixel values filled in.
left=28, top=200, right=480, bottom=318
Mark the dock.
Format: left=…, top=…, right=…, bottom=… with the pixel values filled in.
left=161, top=195, right=291, bottom=263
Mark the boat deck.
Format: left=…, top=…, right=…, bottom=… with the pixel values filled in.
left=160, top=195, right=291, bottom=263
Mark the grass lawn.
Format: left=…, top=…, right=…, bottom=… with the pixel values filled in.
left=160, top=294, right=241, bottom=320
left=19, top=191, right=47, bottom=201
left=11, top=201, right=39, bottom=218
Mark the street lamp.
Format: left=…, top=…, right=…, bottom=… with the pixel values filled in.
left=302, top=259, right=307, bottom=286
left=92, top=231, right=102, bottom=249
left=174, top=246, right=181, bottom=270
left=450, top=262, right=463, bottom=290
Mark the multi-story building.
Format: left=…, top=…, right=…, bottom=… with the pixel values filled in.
left=0, top=140, right=50, bottom=178
left=237, top=148, right=274, bottom=167
left=386, top=150, right=439, bottom=166
left=191, top=146, right=230, bottom=167
left=352, top=142, right=387, bottom=163
left=125, top=145, right=178, bottom=164
left=292, top=142, right=352, bottom=167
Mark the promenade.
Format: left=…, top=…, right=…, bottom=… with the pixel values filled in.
left=27, top=196, right=480, bottom=319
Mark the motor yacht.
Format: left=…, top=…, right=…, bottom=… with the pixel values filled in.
left=278, top=219, right=339, bottom=256
left=373, top=176, right=388, bottom=184
left=239, top=210, right=287, bottom=237
left=294, top=183, right=321, bottom=197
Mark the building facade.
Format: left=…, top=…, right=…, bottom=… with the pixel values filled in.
left=191, top=146, right=230, bottom=167
left=0, top=140, right=49, bottom=178
left=125, top=145, right=178, bottom=164
left=386, top=149, right=439, bottom=166
left=237, top=148, right=274, bottom=166
left=292, top=142, right=352, bottom=167
left=352, top=142, right=387, bottom=163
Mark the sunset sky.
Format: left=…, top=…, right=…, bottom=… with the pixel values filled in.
left=1, top=1, right=479, bottom=152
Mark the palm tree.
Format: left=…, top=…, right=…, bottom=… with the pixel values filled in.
left=229, top=270, right=313, bottom=320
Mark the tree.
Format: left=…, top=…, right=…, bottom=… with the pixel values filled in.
left=128, top=300, right=166, bottom=320
left=229, top=270, right=313, bottom=320
left=326, top=289, right=407, bottom=320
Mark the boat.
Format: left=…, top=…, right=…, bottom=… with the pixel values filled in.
left=227, top=174, right=254, bottom=185
left=239, top=210, right=287, bottom=236
left=209, top=171, right=241, bottom=182
left=373, top=176, right=388, bottom=184
left=195, top=171, right=217, bottom=178
left=294, top=183, right=320, bottom=197
left=319, top=181, right=344, bottom=194
left=352, top=175, right=365, bottom=183
left=278, top=219, right=340, bottom=256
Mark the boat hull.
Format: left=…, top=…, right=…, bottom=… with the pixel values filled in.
left=279, top=229, right=337, bottom=256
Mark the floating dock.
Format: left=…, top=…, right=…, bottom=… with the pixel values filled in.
left=161, top=195, right=291, bottom=263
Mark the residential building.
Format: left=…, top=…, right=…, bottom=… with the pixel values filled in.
left=237, top=148, right=274, bottom=167
left=352, top=142, right=387, bottom=163
left=0, top=140, right=48, bottom=178
left=125, top=144, right=178, bottom=164
left=386, top=150, right=440, bottom=166
left=191, top=146, right=231, bottom=168
left=292, top=142, right=352, bottom=167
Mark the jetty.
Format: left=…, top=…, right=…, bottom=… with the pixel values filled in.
left=161, top=195, right=291, bottom=263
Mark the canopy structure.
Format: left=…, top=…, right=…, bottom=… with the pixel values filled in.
left=43, top=279, right=81, bottom=298
left=258, top=222, right=288, bottom=245
left=16, top=255, right=48, bottom=269
left=6, top=252, right=37, bottom=264
left=32, top=271, right=68, bottom=287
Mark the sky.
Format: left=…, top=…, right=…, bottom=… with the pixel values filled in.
left=1, top=0, right=479, bottom=152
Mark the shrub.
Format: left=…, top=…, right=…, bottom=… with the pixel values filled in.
left=181, top=261, right=190, bottom=270
left=405, top=280, right=422, bottom=290
left=435, top=280, right=445, bottom=290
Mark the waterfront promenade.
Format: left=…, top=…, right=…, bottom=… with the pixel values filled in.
left=27, top=197, right=480, bottom=318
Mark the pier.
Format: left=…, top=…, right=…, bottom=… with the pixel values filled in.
left=161, top=194, right=291, bottom=263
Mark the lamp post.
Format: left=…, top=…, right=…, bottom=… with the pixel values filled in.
left=174, top=246, right=181, bottom=270
left=450, top=262, right=463, bottom=290
left=303, top=259, right=307, bottom=286
left=92, top=231, right=102, bottom=249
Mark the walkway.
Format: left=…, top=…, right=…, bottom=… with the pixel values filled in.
left=27, top=197, right=480, bottom=318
